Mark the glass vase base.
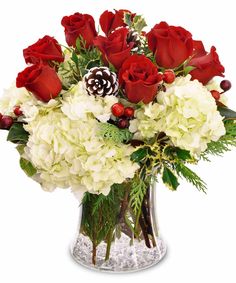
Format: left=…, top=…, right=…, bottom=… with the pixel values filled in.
left=71, top=233, right=167, bottom=273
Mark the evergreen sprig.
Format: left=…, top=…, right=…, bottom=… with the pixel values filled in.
left=99, top=123, right=133, bottom=143
left=130, top=176, right=147, bottom=215
left=201, top=120, right=236, bottom=159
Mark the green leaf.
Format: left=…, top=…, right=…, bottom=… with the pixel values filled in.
left=131, top=148, right=148, bottom=162
left=71, top=51, right=79, bottom=67
left=218, top=106, right=236, bottom=120
left=7, top=123, right=29, bottom=144
left=132, top=15, right=147, bottom=33
left=175, top=148, right=192, bottom=161
left=20, top=158, right=37, bottom=177
left=123, top=12, right=132, bottom=27
left=16, top=144, right=25, bottom=155
left=183, top=65, right=195, bottom=75
left=86, top=59, right=101, bottom=70
left=162, top=166, right=179, bottom=191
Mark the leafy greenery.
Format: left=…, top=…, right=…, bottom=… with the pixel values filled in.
left=162, top=166, right=179, bottom=191
left=7, top=123, right=29, bottom=144
left=132, top=15, right=147, bottom=33
left=174, top=162, right=207, bottom=193
left=20, top=158, right=37, bottom=177
left=202, top=120, right=236, bottom=159
left=129, top=176, right=147, bottom=215
left=81, top=184, right=126, bottom=251
left=218, top=106, right=236, bottom=120
left=99, top=123, right=133, bottom=143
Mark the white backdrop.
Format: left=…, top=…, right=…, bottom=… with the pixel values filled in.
left=0, top=1, right=236, bottom=282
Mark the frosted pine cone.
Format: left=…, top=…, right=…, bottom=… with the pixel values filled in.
left=127, top=29, right=142, bottom=52
left=84, top=67, right=119, bottom=97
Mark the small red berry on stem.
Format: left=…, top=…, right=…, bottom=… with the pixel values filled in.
left=124, top=107, right=134, bottom=118
left=0, top=115, right=14, bottom=129
left=163, top=70, right=175, bottom=84
left=14, top=106, right=23, bottom=116
left=118, top=119, right=129, bottom=129
left=210, top=90, right=220, bottom=100
left=111, top=103, right=125, bottom=117
left=220, top=80, right=232, bottom=92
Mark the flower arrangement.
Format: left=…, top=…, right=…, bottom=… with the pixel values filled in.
left=0, top=9, right=235, bottom=271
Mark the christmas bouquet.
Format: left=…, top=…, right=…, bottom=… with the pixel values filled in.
left=0, top=10, right=235, bottom=272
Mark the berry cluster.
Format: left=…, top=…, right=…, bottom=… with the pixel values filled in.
left=111, top=103, right=135, bottom=129
left=0, top=106, right=23, bottom=130
left=210, top=80, right=232, bottom=101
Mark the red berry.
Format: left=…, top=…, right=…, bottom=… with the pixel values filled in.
left=111, top=103, right=125, bottom=117
left=14, top=106, right=23, bottom=116
left=163, top=70, right=175, bottom=84
left=118, top=119, right=129, bottom=129
left=124, top=107, right=134, bottom=118
left=0, top=115, right=13, bottom=129
left=211, top=90, right=220, bottom=100
left=220, top=80, right=232, bottom=92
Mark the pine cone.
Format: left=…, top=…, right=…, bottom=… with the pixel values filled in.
left=84, top=67, right=119, bottom=97
left=127, top=30, right=141, bottom=51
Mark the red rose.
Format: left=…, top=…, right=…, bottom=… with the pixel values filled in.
left=94, top=27, right=133, bottom=70
left=16, top=64, right=62, bottom=102
left=147, top=22, right=193, bottom=69
left=61, top=13, right=97, bottom=48
left=23, top=35, right=64, bottom=64
left=189, top=41, right=225, bottom=85
left=119, top=55, right=162, bottom=104
left=100, top=9, right=135, bottom=35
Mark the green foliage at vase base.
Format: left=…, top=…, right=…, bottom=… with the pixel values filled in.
left=81, top=184, right=126, bottom=249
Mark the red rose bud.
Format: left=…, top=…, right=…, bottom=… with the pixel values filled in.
left=23, top=35, right=64, bottom=64
left=210, top=90, right=220, bottom=100
left=0, top=115, right=13, bottom=129
left=118, top=118, right=129, bottom=129
left=124, top=107, right=134, bottom=118
left=189, top=42, right=225, bottom=85
left=13, top=106, right=23, bottom=116
left=94, top=27, right=133, bottom=70
left=163, top=70, right=175, bottom=84
left=100, top=9, right=135, bottom=35
left=16, top=64, right=62, bottom=102
left=111, top=103, right=125, bottom=117
left=220, top=80, right=231, bottom=92
left=119, top=54, right=160, bottom=104
left=61, top=13, right=97, bottom=48
left=147, top=22, right=193, bottom=69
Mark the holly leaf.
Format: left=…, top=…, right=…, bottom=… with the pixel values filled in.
left=7, top=123, right=29, bottom=144
left=162, top=166, right=179, bottom=191
left=20, top=158, right=37, bottom=177
left=124, top=12, right=132, bottom=27
left=218, top=106, right=236, bottom=120
left=132, top=15, right=147, bottom=33
left=131, top=148, right=148, bottom=162
left=175, top=148, right=192, bottom=161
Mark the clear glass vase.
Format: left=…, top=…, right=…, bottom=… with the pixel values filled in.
left=71, top=180, right=166, bottom=273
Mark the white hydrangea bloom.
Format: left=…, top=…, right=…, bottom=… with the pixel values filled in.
left=0, top=83, right=60, bottom=122
left=0, top=84, right=31, bottom=115
left=24, top=109, right=139, bottom=195
left=130, top=75, right=225, bottom=155
left=61, top=82, right=118, bottom=123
